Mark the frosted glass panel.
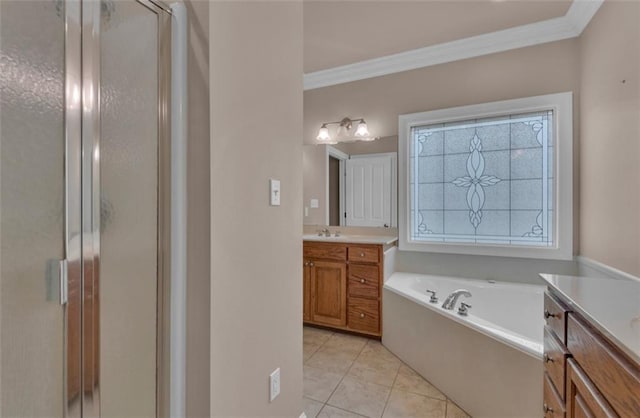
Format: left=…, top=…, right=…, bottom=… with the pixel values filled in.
left=410, top=111, right=554, bottom=246
left=0, top=1, right=65, bottom=415
left=100, top=2, right=158, bottom=415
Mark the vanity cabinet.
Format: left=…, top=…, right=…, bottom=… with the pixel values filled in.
left=542, top=290, right=640, bottom=418
left=303, top=241, right=383, bottom=337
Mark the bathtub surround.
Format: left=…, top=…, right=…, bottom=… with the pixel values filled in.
left=210, top=1, right=303, bottom=416
left=383, top=273, right=544, bottom=417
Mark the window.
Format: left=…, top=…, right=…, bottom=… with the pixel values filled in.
left=399, top=93, right=573, bottom=259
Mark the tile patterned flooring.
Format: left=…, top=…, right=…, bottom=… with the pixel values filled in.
left=303, top=326, right=470, bottom=418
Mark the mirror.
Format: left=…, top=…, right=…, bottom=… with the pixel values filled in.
left=303, top=136, right=397, bottom=228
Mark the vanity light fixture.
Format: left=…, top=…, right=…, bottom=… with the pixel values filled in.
left=316, top=117, right=377, bottom=143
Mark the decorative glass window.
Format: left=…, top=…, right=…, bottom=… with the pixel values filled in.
left=399, top=93, right=573, bottom=259
left=410, top=111, right=553, bottom=246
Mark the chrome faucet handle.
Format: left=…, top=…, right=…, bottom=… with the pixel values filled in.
left=458, top=302, right=472, bottom=316
left=426, top=289, right=438, bottom=303
left=316, top=229, right=323, bottom=236
left=334, top=231, right=341, bottom=237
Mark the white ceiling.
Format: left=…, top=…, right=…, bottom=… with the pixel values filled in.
left=304, top=0, right=572, bottom=73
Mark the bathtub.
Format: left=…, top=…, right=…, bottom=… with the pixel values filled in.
left=383, top=272, right=545, bottom=418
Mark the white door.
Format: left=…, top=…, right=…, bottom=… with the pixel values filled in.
left=345, top=154, right=395, bottom=227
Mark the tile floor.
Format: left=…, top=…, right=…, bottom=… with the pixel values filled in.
left=303, top=326, right=470, bottom=418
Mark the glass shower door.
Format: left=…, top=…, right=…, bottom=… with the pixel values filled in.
left=0, top=1, right=170, bottom=415
left=0, top=1, right=66, bottom=416
left=97, top=1, right=166, bottom=415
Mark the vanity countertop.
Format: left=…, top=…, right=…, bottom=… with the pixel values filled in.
left=303, top=234, right=398, bottom=245
left=539, top=273, right=640, bottom=364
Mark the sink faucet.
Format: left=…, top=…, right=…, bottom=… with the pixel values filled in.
left=441, top=289, right=472, bottom=310
left=319, top=227, right=331, bottom=237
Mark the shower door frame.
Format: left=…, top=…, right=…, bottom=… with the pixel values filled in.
left=64, top=1, right=172, bottom=417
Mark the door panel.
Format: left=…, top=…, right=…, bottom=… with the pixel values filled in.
left=566, top=359, right=616, bottom=418
left=99, top=1, right=161, bottom=416
left=345, top=155, right=393, bottom=227
left=0, top=1, right=65, bottom=416
left=310, top=261, right=347, bottom=327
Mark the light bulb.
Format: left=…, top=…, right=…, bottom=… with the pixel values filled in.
left=355, top=120, right=370, bottom=137
left=316, top=124, right=330, bottom=141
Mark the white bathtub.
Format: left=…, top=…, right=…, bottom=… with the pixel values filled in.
left=383, top=272, right=545, bottom=417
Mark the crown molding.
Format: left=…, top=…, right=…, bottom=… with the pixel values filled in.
left=565, top=0, right=605, bottom=33
left=304, top=0, right=603, bottom=91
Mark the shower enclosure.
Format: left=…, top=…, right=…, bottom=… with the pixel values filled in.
left=0, top=0, right=182, bottom=416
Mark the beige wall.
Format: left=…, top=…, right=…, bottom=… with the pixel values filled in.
left=209, top=2, right=303, bottom=416
left=578, top=1, right=640, bottom=277
left=304, top=39, right=580, bottom=239
left=184, top=0, right=210, bottom=416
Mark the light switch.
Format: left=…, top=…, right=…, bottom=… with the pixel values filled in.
left=270, top=179, right=281, bottom=206
left=310, top=199, right=319, bottom=209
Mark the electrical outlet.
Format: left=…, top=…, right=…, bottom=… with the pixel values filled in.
left=269, top=368, right=280, bottom=402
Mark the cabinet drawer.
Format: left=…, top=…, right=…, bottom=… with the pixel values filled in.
left=543, top=326, right=569, bottom=400
left=347, top=246, right=379, bottom=263
left=545, top=292, right=569, bottom=343
left=304, top=243, right=347, bottom=261
left=567, top=314, right=640, bottom=416
left=348, top=264, right=379, bottom=299
left=543, top=372, right=565, bottom=418
left=348, top=297, right=379, bottom=334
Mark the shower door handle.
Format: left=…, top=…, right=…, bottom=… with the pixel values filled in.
left=46, top=259, right=68, bottom=305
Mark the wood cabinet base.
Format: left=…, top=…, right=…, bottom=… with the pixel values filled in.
left=304, top=242, right=384, bottom=338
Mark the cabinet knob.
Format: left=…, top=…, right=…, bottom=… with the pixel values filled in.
left=544, top=309, right=559, bottom=319
left=304, top=262, right=309, bottom=266
left=543, top=354, right=554, bottom=363
left=309, top=262, right=314, bottom=267
left=542, top=403, right=553, bottom=414
left=360, top=253, right=365, bottom=257
left=360, top=313, right=365, bottom=318
left=360, top=279, right=365, bottom=284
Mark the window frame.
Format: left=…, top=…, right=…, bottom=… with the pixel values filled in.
left=398, top=92, right=573, bottom=260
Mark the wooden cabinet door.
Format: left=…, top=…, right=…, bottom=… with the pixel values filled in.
left=566, top=359, right=616, bottom=418
left=310, top=260, right=347, bottom=327
left=303, top=260, right=311, bottom=321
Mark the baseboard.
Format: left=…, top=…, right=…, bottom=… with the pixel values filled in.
left=575, top=256, right=640, bottom=283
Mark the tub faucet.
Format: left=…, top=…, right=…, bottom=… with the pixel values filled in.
left=442, top=289, right=472, bottom=310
